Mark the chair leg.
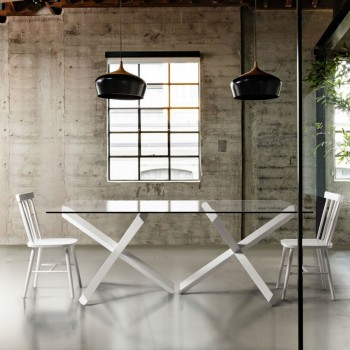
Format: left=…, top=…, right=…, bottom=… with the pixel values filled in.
left=23, top=249, right=36, bottom=298
left=276, top=246, right=287, bottom=289
left=65, top=247, right=74, bottom=298
left=316, top=248, right=326, bottom=289
left=282, top=248, right=294, bottom=301
left=70, top=246, right=82, bottom=288
left=33, top=247, right=42, bottom=288
left=324, top=249, right=335, bottom=300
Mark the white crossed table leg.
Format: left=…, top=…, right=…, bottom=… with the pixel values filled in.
left=62, top=202, right=294, bottom=306
left=179, top=202, right=295, bottom=305
left=62, top=207, right=174, bottom=305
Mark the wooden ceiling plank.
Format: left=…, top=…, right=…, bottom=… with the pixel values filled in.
left=7, top=2, right=17, bottom=11
left=0, top=0, right=334, bottom=17
left=284, top=0, right=292, bottom=8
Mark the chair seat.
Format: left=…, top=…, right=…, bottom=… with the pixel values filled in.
left=280, top=238, right=332, bottom=249
left=28, top=238, right=78, bottom=248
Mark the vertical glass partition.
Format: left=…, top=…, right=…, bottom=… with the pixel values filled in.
left=302, top=3, right=350, bottom=349
left=241, top=3, right=350, bottom=349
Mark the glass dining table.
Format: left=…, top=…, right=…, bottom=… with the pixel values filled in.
left=47, top=199, right=298, bottom=306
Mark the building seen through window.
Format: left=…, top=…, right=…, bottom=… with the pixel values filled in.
left=334, top=61, right=350, bottom=181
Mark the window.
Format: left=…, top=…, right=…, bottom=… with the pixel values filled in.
left=333, top=61, right=350, bottom=181
left=106, top=52, right=201, bottom=182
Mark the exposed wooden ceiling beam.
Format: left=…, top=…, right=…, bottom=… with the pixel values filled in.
left=285, top=0, right=292, bottom=8
left=0, top=0, right=335, bottom=20
left=316, top=0, right=350, bottom=57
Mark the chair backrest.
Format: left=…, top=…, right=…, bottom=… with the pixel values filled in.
left=317, top=191, right=344, bottom=244
left=16, top=192, right=42, bottom=244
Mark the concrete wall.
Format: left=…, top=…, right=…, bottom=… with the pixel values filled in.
left=242, top=9, right=335, bottom=241
left=0, top=7, right=342, bottom=245
left=0, top=8, right=242, bottom=244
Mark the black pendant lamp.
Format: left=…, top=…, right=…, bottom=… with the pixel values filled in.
left=231, top=0, right=281, bottom=100
left=95, top=1, right=146, bottom=100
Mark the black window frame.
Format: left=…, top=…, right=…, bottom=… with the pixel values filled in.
left=106, top=51, right=201, bottom=182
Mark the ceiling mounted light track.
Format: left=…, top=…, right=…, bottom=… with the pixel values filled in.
left=95, top=0, right=146, bottom=100
left=231, top=0, right=281, bottom=100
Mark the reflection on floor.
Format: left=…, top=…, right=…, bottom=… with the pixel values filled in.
left=0, top=245, right=350, bottom=350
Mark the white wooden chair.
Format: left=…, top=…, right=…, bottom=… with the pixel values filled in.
left=16, top=192, right=82, bottom=298
left=276, top=191, right=343, bottom=300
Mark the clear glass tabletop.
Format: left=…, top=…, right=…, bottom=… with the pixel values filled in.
left=46, top=199, right=304, bottom=214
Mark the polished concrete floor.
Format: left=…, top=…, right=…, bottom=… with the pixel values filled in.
left=0, top=244, right=350, bottom=350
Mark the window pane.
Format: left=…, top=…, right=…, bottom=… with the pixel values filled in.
left=171, top=158, right=199, bottom=180
left=141, top=85, right=169, bottom=108
left=171, top=133, right=198, bottom=156
left=110, top=158, right=138, bottom=180
left=109, top=99, right=138, bottom=109
left=334, top=109, right=350, bottom=129
left=335, top=132, right=345, bottom=151
left=170, top=85, right=199, bottom=107
left=170, top=63, right=199, bottom=83
left=141, top=133, right=168, bottom=156
left=140, top=63, right=168, bottom=84
left=334, top=132, right=350, bottom=154
left=110, top=109, right=138, bottom=132
left=334, top=61, right=350, bottom=96
left=170, top=109, right=199, bottom=132
left=110, top=134, right=138, bottom=156
left=141, top=109, right=168, bottom=131
left=334, top=129, right=350, bottom=179
left=334, top=162, right=350, bottom=180
left=140, top=158, right=169, bottom=180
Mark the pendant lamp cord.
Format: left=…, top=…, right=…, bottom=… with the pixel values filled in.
left=119, top=0, right=123, bottom=63
left=253, top=0, right=257, bottom=63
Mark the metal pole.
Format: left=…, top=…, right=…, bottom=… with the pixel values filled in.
left=296, top=1, right=304, bottom=349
